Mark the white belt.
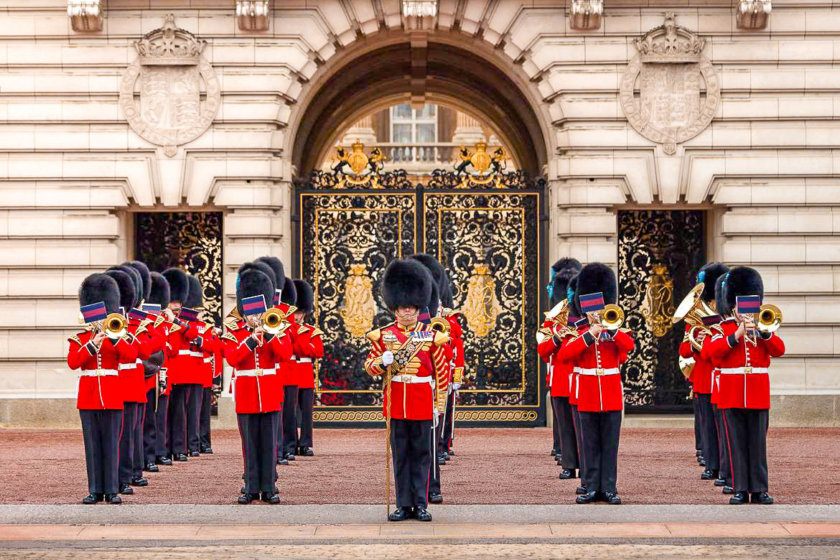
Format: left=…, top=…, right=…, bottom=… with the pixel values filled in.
left=80, top=369, right=119, bottom=377
left=203, top=357, right=212, bottom=364
left=391, top=375, right=433, bottom=384
left=578, top=367, right=620, bottom=376
left=720, top=367, right=768, bottom=374
left=178, top=350, right=203, bottom=358
left=118, top=359, right=143, bottom=371
left=573, top=367, right=581, bottom=374
left=296, top=358, right=313, bottom=364
left=235, top=368, right=277, bottom=377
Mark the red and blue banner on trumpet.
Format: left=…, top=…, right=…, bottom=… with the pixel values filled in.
left=241, top=295, right=267, bottom=316
left=579, top=292, right=606, bottom=314
left=736, top=295, right=761, bottom=315
left=80, top=302, right=108, bottom=323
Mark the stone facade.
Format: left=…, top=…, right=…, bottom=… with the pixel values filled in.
left=1, top=0, right=839, bottom=426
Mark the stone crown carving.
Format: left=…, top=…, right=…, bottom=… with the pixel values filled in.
left=134, top=13, right=206, bottom=66
left=634, top=12, right=705, bottom=64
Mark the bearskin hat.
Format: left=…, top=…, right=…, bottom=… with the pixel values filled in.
left=697, top=262, right=730, bottom=303
left=567, top=274, right=581, bottom=318
left=148, top=272, right=171, bottom=308
left=382, top=259, right=433, bottom=312
left=255, top=256, right=285, bottom=292
left=408, top=253, right=452, bottom=309
left=293, top=279, right=314, bottom=313
left=126, top=261, right=151, bottom=302
left=549, top=257, right=583, bottom=306
left=185, top=275, right=203, bottom=309
left=715, top=274, right=729, bottom=317
left=236, top=269, right=274, bottom=317
left=427, top=279, right=440, bottom=318
left=104, top=268, right=136, bottom=312
left=162, top=268, right=189, bottom=304
left=79, top=273, right=120, bottom=314
left=724, top=266, right=763, bottom=315
left=575, top=263, right=617, bottom=305
left=238, top=261, right=276, bottom=292
left=110, top=265, right=142, bottom=308
left=280, top=276, right=297, bottom=306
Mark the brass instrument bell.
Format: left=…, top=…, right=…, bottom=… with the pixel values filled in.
left=262, top=307, right=288, bottom=335
left=672, top=283, right=716, bottom=351
left=104, top=313, right=127, bottom=339
left=600, top=304, right=624, bottom=331
left=757, top=304, right=783, bottom=335
left=430, top=317, right=451, bottom=335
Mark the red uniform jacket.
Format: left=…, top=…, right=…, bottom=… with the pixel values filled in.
left=166, top=319, right=200, bottom=386
left=365, top=322, right=450, bottom=421
left=223, top=326, right=293, bottom=414
left=537, top=322, right=576, bottom=398
left=688, top=327, right=715, bottom=395
left=292, top=324, right=324, bottom=389
left=67, top=330, right=138, bottom=410
left=557, top=326, right=635, bottom=413
left=702, top=318, right=785, bottom=410
left=122, top=317, right=164, bottom=403
left=678, top=323, right=695, bottom=384
left=280, top=321, right=301, bottom=386
left=194, top=322, right=222, bottom=388
left=141, top=315, right=169, bottom=394
left=445, top=313, right=466, bottom=385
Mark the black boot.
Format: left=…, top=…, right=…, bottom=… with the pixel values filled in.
left=200, top=446, right=213, bottom=454
left=729, top=492, right=748, bottom=505
left=429, top=492, right=443, bottom=504
left=130, top=476, right=148, bottom=487
left=751, top=492, right=774, bottom=505
left=156, top=456, right=172, bottom=466
left=261, top=492, right=280, bottom=504
left=144, top=462, right=159, bottom=473
left=414, top=507, right=433, bottom=522
left=575, top=485, right=587, bottom=495
left=576, top=491, right=598, bottom=504
left=701, top=468, right=717, bottom=480
left=559, top=469, right=576, bottom=480
left=388, top=507, right=411, bottom=521
left=174, top=453, right=188, bottom=462
left=604, top=492, right=622, bottom=505
left=119, top=483, right=134, bottom=495
left=714, top=477, right=726, bottom=487
left=237, top=493, right=257, bottom=504
left=104, top=494, right=122, bottom=504
left=723, top=486, right=735, bottom=495
left=299, top=447, right=314, bottom=456
left=82, top=494, right=98, bottom=505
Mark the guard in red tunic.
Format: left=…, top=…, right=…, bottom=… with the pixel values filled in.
left=277, top=277, right=301, bottom=462
left=537, top=257, right=582, bottom=480
left=709, top=274, right=734, bottom=494
left=686, top=263, right=730, bottom=484
left=678, top=320, right=705, bottom=466
left=142, top=272, right=174, bottom=467
left=224, top=268, right=293, bottom=504
left=703, top=266, right=784, bottom=505
left=440, top=307, right=464, bottom=458
left=556, top=263, right=634, bottom=505
left=68, top=274, right=139, bottom=504
left=365, top=259, right=450, bottom=522
left=290, top=279, right=324, bottom=456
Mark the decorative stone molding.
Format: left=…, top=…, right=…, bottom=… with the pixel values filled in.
left=736, top=0, right=771, bottom=30
left=237, top=0, right=270, bottom=32
left=402, top=0, right=438, bottom=30
left=67, top=0, right=103, bottom=32
left=569, top=0, right=603, bottom=31
left=619, top=13, right=720, bottom=155
left=119, top=14, right=220, bottom=157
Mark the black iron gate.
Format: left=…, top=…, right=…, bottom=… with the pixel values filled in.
left=296, top=164, right=545, bottom=427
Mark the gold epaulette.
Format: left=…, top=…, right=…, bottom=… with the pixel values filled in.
left=310, top=327, right=324, bottom=338
left=433, top=330, right=450, bottom=347
left=619, top=327, right=632, bottom=334
left=297, top=325, right=310, bottom=334
left=709, top=324, right=725, bottom=336
left=139, top=317, right=153, bottom=329
left=224, top=317, right=241, bottom=331
left=135, top=324, right=148, bottom=336
left=154, top=315, right=165, bottom=328
left=68, top=334, right=83, bottom=346
left=170, top=323, right=182, bottom=334
left=365, top=328, right=381, bottom=343
left=221, top=331, right=238, bottom=343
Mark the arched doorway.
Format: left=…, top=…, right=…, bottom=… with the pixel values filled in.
left=288, top=34, right=552, bottom=427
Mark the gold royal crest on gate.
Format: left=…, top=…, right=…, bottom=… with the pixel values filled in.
left=331, top=141, right=386, bottom=188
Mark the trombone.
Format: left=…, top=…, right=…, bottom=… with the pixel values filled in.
left=262, top=307, right=290, bottom=336
left=594, top=304, right=625, bottom=331
left=103, top=313, right=127, bottom=339
left=744, top=303, right=783, bottom=344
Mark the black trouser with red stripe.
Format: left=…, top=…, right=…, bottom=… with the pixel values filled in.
left=185, top=383, right=203, bottom=453
left=553, top=396, right=579, bottom=470
left=238, top=411, right=280, bottom=495
left=143, top=388, right=158, bottom=465
left=200, top=387, right=212, bottom=449
left=280, top=385, right=299, bottom=458
left=550, top=397, right=561, bottom=454
left=132, top=401, right=145, bottom=479
left=80, top=409, right=121, bottom=496
left=713, top=404, right=731, bottom=485
left=578, top=410, right=621, bottom=494
left=693, top=392, right=702, bottom=453
left=428, top=419, right=443, bottom=497
left=571, top=405, right=586, bottom=482
left=392, top=418, right=433, bottom=509
left=297, top=388, right=315, bottom=448
left=168, top=384, right=189, bottom=456
left=722, top=408, right=769, bottom=494
left=697, top=393, right=719, bottom=472
left=118, top=403, right=139, bottom=485
left=155, top=394, right=169, bottom=458
left=440, top=389, right=455, bottom=453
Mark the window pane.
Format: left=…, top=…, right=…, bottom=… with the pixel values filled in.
left=415, top=104, right=436, bottom=119
left=392, top=124, right=411, bottom=143
left=392, top=104, right=412, bottom=120
left=416, top=123, right=435, bottom=143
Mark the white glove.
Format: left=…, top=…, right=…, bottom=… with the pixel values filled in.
left=453, top=383, right=461, bottom=391
left=433, top=409, right=440, bottom=428
left=381, top=351, right=394, bottom=366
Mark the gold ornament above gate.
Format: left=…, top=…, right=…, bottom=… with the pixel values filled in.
left=331, top=141, right=388, bottom=188
left=462, top=264, right=501, bottom=338
left=453, top=142, right=509, bottom=187
left=641, top=263, right=676, bottom=338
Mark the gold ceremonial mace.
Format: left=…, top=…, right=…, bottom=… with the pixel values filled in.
left=383, top=331, right=398, bottom=519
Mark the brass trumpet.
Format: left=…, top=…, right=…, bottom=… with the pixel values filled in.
left=104, top=313, right=127, bottom=339
left=756, top=304, right=783, bottom=335
left=430, top=317, right=451, bottom=335
left=262, top=307, right=289, bottom=336
left=599, top=304, right=625, bottom=331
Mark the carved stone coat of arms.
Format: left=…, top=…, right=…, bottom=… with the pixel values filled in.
left=119, top=14, right=220, bottom=157
left=619, top=13, right=720, bottom=155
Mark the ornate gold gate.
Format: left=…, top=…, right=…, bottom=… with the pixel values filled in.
left=296, top=146, right=544, bottom=426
